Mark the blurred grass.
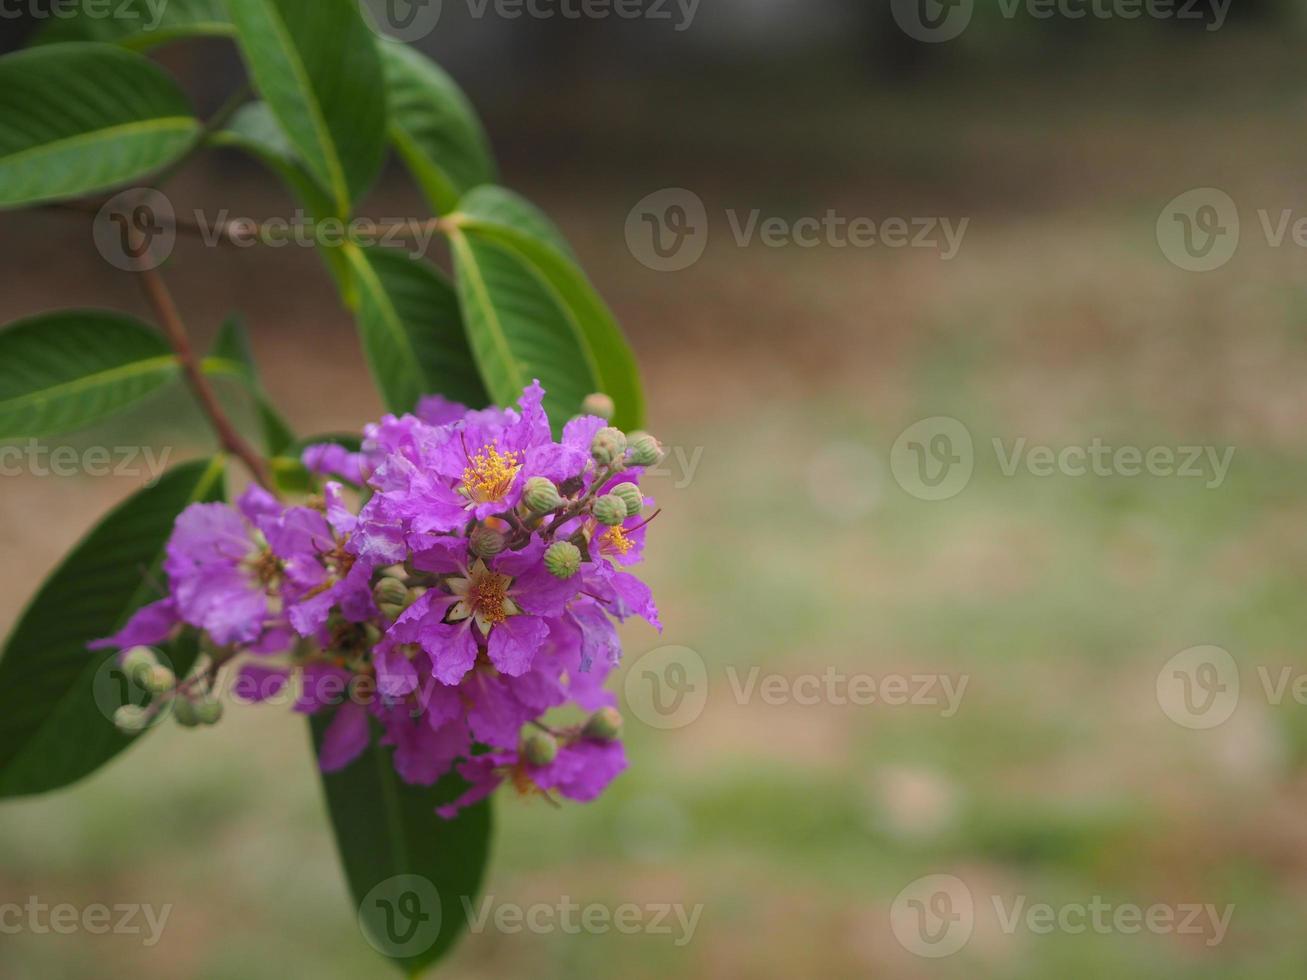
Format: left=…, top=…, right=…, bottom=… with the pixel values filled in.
left=5, top=33, right=1307, bottom=980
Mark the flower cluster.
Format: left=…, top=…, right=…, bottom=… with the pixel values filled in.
left=93, top=383, right=664, bottom=818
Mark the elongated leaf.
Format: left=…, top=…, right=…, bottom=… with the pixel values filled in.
left=31, top=0, right=232, bottom=50
left=0, top=43, right=199, bottom=208
left=311, top=714, right=492, bottom=975
left=0, top=311, right=180, bottom=438
left=452, top=187, right=645, bottom=430
left=380, top=41, right=495, bottom=215
left=346, top=245, right=490, bottom=414
left=227, top=0, right=386, bottom=217
left=0, top=458, right=226, bottom=798
left=210, top=101, right=354, bottom=299
left=449, top=229, right=599, bottom=428
left=203, top=314, right=296, bottom=456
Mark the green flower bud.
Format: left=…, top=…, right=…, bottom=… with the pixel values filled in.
left=544, top=541, right=582, bottom=580
left=523, top=476, right=564, bottom=514
left=195, top=697, right=224, bottom=726
left=583, top=707, right=624, bottom=742
left=523, top=732, right=559, bottom=767
left=121, top=646, right=158, bottom=685
left=173, top=697, right=201, bottom=728
left=581, top=393, right=616, bottom=421
left=593, top=494, right=627, bottom=527
left=590, top=427, right=627, bottom=466
left=113, top=704, right=150, bottom=734
left=610, top=483, right=643, bottom=517
left=470, top=524, right=507, bottom=558
left=141, top=664, right=176, bottom=696
left=627, top=432, right=664, bottom=468
left=373, top=576, right=409, bottom=609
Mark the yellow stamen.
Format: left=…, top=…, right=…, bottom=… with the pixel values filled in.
left=460, top=443, right=522, bottom=505
left=600, top=525, right=634, bottom=557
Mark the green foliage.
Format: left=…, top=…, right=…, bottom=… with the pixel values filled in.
left=347, top=246, right=491, bottom=414
left=311, top=713, right=493, bottom=976
left=0, top=22, right=645, bottom=972
left=381, top=40, right=497, bottom=215
left=0, top=458, right=225, bottom=798
left=0, top=43, right=199, bottom=208
left=227, top=0, right=387, bottom=217
left=0, top=311, right=180, bottom=438
left=451, top=187, right=645, bottom=430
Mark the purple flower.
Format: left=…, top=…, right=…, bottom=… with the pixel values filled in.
left=436, top=739, right=627, bottom=819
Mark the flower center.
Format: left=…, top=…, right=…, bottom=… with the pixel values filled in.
left=461, top=444, right=522, bottom=505
left=469, top=573, right=512, bottom=625
left=599, top=525, right=634, bottom=557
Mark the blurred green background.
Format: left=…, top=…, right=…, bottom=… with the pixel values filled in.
left=5, top=2, right=1307, bottom=977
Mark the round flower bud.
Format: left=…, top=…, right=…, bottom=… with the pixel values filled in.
left=581, top=393, right=616, bottom=421
left=141, top=664, right=176, bottom=696
left=524, top=732, right=559, bottom=767
left=195, top=697, right=224, bottom=726
left=590, top=427, right=627, bottom=467
left=113, top=704, right=150, bottom=734
left=121, top=646, right=158, bottom=685
left=470, top=524, right=507, bottom=558
left=523, top=476, right=564, bottom=514
left=373, top=576, right=409, bottom=609
left=173, top=697, right=201, bottom=729
left=593, top=494, right=627, bottom=527
left=610, top=483, right=643, bottom=517
left=583, top=707, right=623, bottom=742
left=544, top=541, right=582, bottom=580
left=627, top=432, right=664, bottom=468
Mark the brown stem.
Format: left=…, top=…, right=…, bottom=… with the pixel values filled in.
left=135, top=264, right=275, bottom=490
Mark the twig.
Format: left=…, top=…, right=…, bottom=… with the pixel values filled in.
left=134, top=263, right=275, bottom=490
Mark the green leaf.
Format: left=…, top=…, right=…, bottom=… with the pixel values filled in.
left=0, top=43, right=200, bottom=208
left=227, top=0, right=387, bottom=217
left=449, top=229, right=600, bottom=429
left=210, top=102, right=354, bottom=300
left=0, top=458, right=226, bottom=798
left=203, top=314, right=296, bottom=456
left=452, top=187, right=645, bottom=430
left=0, top=310, right=181, bottom=438
left=30, top=0, right=233, bottom=51
left=380, top=41, right=496, bottom=215
left=310, top=714, right=492, bottom=975
left=346, top=245, right=490, bottom=415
